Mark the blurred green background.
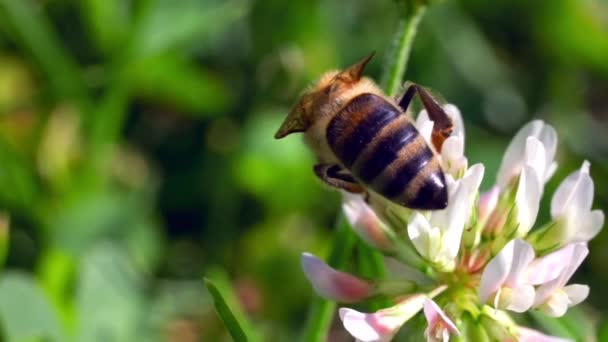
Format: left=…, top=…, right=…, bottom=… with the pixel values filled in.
left=0, top=0, right=607, bottom=341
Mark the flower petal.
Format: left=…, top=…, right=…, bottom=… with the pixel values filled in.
left=514, top=165, right=541, bottom=236
left=533, top=243, right=588, bottom=307
left=505, top=284, right=535, bottom=312
left=558, top=243, right=589, bottom=285
left=423, top=299, right=460, bottom=335
left=504, top=239, right=535, bottom=287
left=301, top=253, right=373, bottom=302
left=539, top=289, right=570, bottom=317
left=497, top=120, right=557, bottom=187
left=551, top=161, right=593, bottom=218
left=518, top=327, right=572, bottom=342
left=478, top=186, right=500, bottom=224
left=424, top=299, right=460, bottom=341
left=441, top=136, right=467, bottom=178
left=573, top=209, right=604, bottom=242
left=525, top=246, right=570, bottom=285
left=563, top=284, right=589, bottom=306
left=416, top=110, right=434, bottom=147
left=340, top=294, right=427, bottom=342
left=343, top=193, right=394, bottom=251
left=407, top=212, right=434, bottom=260
left=339, top=308, right=392, bottom=342
left=524, top=137, right=547, bottom=186
left=479, top=240, right=515, bottom=304
left=444, top=104, right=465, bottom=140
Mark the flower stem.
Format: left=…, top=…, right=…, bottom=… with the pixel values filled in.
left=381, top=4, right=427, bottom=97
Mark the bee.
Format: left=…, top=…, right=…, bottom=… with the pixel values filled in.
left=274, top=53, right=454, bottom=210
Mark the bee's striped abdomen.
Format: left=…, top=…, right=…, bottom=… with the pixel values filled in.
left=326, top=93, right=447, bottom=210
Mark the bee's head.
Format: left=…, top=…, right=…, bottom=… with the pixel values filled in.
left=275, top=52, right=374, bottom=139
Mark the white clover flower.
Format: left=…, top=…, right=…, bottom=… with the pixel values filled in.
left=423, top=299, right=459, bottom=342
left=343, top=192, right=395, bottom=252
left=299, top=109, right=601, bottom=341
left=512, top=164, right=542, bottom=237
left=407, top=164, right=484, bottom=271
left=532, top=243, right=590, bottom=317
left=530, top=161, right=605, bottom=251
left=339, top=294, right=428, bottom=342
left=478, top=239, right=536, bottom=312
left=417, top=104, right=467, bottom=179
left=300, top=253, right=374, bottom=303
left=497, top=120, right=557, bottom=188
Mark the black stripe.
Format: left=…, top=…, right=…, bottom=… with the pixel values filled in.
left=407, top=171, right=447, bottom=209
left=382, top=148, right=434, bottom=198
left=356, top=123, right=418, bottom=182
left=326, top=94, right=375, bottom=149
left=327, top=94, right=399, bottom=167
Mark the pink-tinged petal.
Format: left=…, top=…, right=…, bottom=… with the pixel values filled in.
left=340, top=294, right=427, bottom=342
left=479, top=240, right=514, bottom=304
left=505, top=284, right=535, bottom=312
left=478, top=186, right=500, bottom=224
left=551, top=161, right=593, bottom=219
left=563, top=284, right=589, bottom=306
left=504, top=239, right=535, bottom=287
left=514, top=165, right=541, bottom=236
left=525, top=247, right=570, bottom=285
left=497, top=120, right=557, bottom=187
left=572, top=210, right=604, bottom=242
left=423, top=299, right=460, bottom=336
left=524, top=137, right=547, bottom=186
left=558, top=243, right=588, bottom=285
left=301, top=253, right=373, bottom=302
left=342, top=193, right=394, bottom=251
left=339, top=308, right=392, bottom=342
left=518, top=327, right=573, bottom=342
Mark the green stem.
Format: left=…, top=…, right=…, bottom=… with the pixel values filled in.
left=301, top=216, right=357, bottom=342
left=381, top=4, right=427, bottom=97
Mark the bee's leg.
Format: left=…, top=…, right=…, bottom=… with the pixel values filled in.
left=313, top=164, right=365, bottom=194
left=397, top=84, right=454, bottom=151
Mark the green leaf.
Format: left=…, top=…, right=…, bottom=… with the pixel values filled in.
left=301, top=216, right=357, bottom=342
left=204, top=278, right=252, bottom=342
left=0, top=272, right=64, bottom=341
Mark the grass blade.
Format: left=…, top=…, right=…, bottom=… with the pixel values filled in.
left=205, top=278, right=253, bottom=342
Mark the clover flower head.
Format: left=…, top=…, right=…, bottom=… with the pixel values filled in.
left=300, top=104, right=602, bottom=341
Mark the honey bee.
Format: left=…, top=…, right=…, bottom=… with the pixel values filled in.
left=274, top=53, right=453, bottom=210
